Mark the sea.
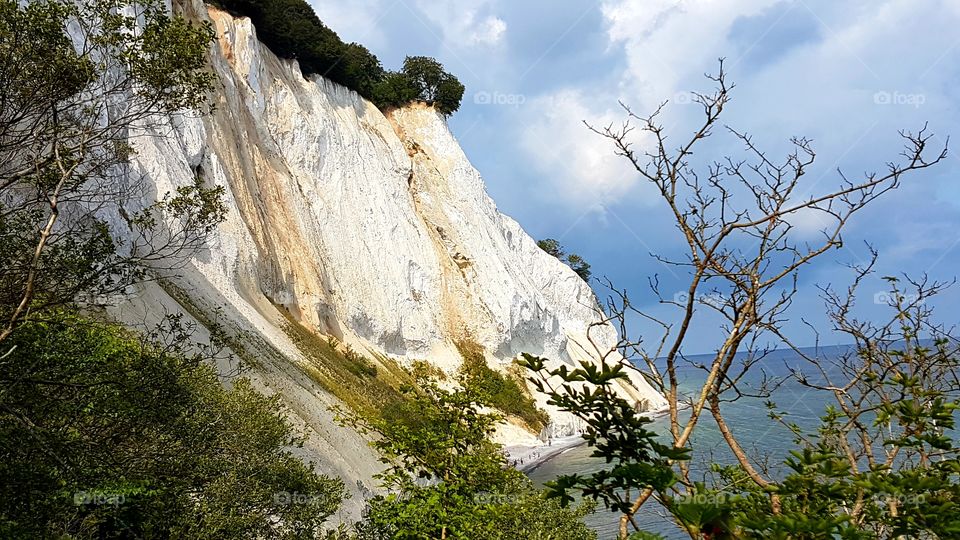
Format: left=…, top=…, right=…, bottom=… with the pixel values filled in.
left=526, top=344, right=857, bottom=539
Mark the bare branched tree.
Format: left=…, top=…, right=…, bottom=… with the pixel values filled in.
left=526, top=60, right=948, bottom=538
left=760, top=257, right=960, bottom=537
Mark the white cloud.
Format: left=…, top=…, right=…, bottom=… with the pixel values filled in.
left=307, top=0, right=390, bottom=49
left=514, top=0, right=960, bottom=224
left=468, top=15, right=507, bottom=46
left=414, top=0, right=507, bottom=48
left=601, top=0, right=780, bottom=107
left=519, top=90, right=647, bottom=210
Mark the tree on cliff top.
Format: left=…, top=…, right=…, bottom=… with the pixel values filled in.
left=209, top=0, right=466, bottom=114
left=538, top=238, right=592, bottom=282
left=401, top=56, right=466, bottom=116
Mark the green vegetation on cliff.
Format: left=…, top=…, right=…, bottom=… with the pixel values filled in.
left=342, top=373, right=596, bottom=540
left=457, top=340, right=549, bottom=432
left=208, top=0, right=465, bottom=114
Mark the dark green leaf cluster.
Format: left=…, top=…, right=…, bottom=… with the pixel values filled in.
left=537, top=238, right=592, bottom=282
left=0, top=0, right=224, bottom=335
left=207, top=0, right=464, bottom=114
left=0, top=311, right=345, bottom=538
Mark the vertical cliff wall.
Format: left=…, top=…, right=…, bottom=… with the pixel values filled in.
left=107, top=0, right=665, bottom=519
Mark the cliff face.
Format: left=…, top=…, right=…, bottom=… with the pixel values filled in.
left=108, top=1, right=665, bottom=519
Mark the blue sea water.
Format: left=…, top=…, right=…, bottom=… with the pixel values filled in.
left=526, top=345, right=856, bottom=539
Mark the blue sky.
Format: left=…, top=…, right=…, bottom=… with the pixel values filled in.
left=310, top=0, right=960, bottom=353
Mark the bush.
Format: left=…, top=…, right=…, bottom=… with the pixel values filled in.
left=457, top=340, right=549, bottom=431
left=0, top=311, right=345, bottom=538
left=369, top=70, right=419, bottom=109
left=401, top=56, right=466, bottom=115
left=345, top=375, right=595, bottom=540
left=537, top=238, right=592, bottom=282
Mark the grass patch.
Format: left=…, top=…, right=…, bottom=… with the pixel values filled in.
left=456, top=340, right=549, bottom=432
left=278, top=311, right=412, bottom=421
left=158, top=280, right=270, bottom=371
left=411, top=359, right=447, bottom=381
left=160, top=281, right=422, bottom=431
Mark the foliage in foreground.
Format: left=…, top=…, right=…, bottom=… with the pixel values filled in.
left=0, top=2, right=347, bottom=536
left=523, top=282, right=960, bottom=539
left=0, top=311, right=345, bottom=538
left=341, top=374, right=595, bottom=540
left=0, top=0, right=224, bottom=346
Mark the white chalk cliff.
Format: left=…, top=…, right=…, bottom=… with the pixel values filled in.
left=109, top=0, right=666, bottom=520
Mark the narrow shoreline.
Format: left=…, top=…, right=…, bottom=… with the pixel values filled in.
left=506, top=406, right=674, bottom=474
left=504, top=434, right=586, bottom=474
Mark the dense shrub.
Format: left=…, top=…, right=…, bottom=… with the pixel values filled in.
left=369, top=70, right=419, bottom=110
left=457, top=340, right=549, bottom=431
left=345, top=375, right=596, bottom=540
left=399, top=56, right=466, bottom=115
left=0, top=312, right=345, bottom=538
left=208, top=0, right=464, bottom=114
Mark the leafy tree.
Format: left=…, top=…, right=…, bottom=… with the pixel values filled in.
left=402, top=56, right=447, bottom=103
left=537, top=238, right=565, bottom=259
left=402, top=56, right=465, bottom=115
left=566, top=254, right=592, bottom=282
left=537, top=239, right=592, bottom=282
left=519, top=355, right=688, bottom=517
left=342, top=374, right=595, bottom=540
left=341, top=42, right=386, bottom=97
left=0, top=0, right=224, bottom=346
left=434, top=73, right=466, bottom=116
left=370, top=71, right=420, bottom=110
left=0, top=311, right=345, bottom=538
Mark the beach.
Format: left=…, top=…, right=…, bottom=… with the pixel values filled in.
left=504, top=434, right=586, bottom=473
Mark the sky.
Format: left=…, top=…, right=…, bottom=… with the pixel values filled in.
left=309, top=0, right=960, bottom=354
